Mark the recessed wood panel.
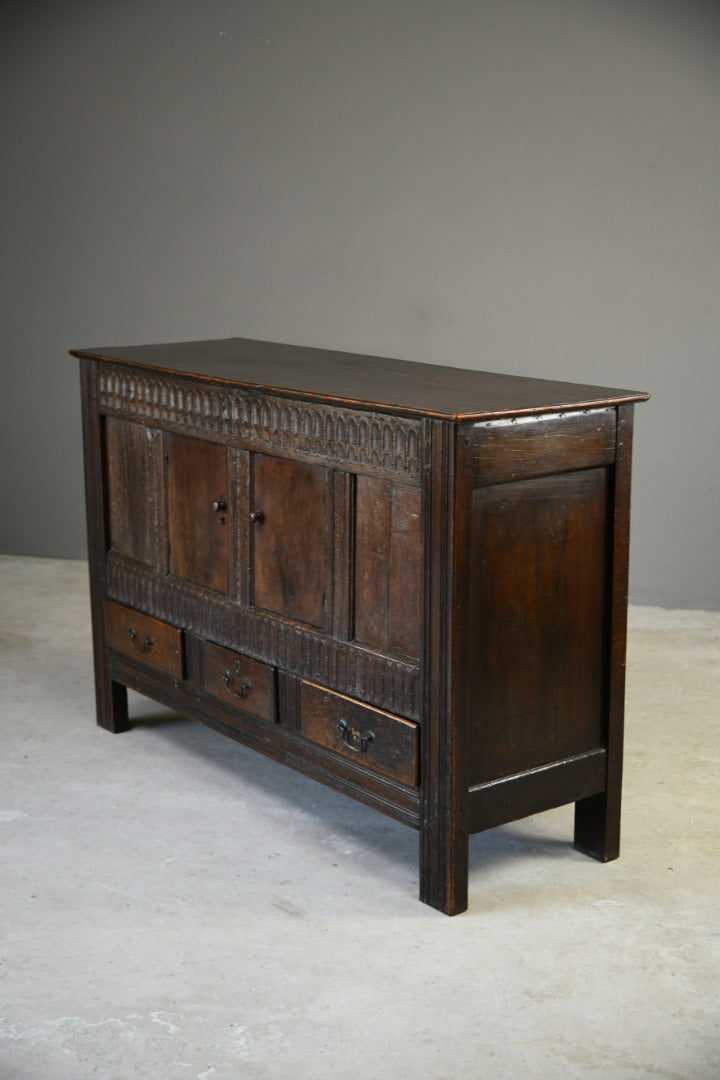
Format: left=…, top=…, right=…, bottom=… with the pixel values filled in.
left=471, top=409, right=616, bottom=485
left=166, top=433, right=230, bottom=593
left=354, top=476, right=422, bottom=660
left=467, top=468, right=610, bottom=784
left=105, top=417, right=154, bottom=565
left=251, top=454, right=332, bottom=630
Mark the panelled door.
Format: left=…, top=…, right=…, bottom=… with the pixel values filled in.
left=166, top=432, right=231, bottom=594
left=249, top=453, right=333, bottom=631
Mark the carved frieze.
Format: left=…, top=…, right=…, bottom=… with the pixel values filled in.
left=105, top=555, right=421, bottom=720
left=97, top=365, right=421, bottom=479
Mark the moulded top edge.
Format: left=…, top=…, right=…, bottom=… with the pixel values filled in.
left=70, top=337, right=650, bottom=421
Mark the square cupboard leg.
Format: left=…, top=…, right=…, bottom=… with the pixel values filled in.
left=96, top=672, right=130, bottom=734
left=574, top=789, right=621, bottom=862
left=419, top=821, right=469, bottom=916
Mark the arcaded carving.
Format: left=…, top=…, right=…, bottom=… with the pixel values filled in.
left=98, top=365, right=421, bottom=478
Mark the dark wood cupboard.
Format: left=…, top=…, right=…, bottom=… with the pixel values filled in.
left=74, top=336, right=648, bottom=914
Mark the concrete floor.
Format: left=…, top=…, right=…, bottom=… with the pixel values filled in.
left=1, top=555, right=718, bottom=1080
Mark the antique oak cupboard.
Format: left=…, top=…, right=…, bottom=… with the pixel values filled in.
left=73, top=337, right=649, bottom=915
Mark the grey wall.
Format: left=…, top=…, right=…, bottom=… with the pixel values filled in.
left=2, top=0, right=719, bottom=608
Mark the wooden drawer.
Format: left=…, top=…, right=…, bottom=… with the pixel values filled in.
left=300, top=681, right=419, bottom=787
left=201, top=641, right=277, bottom=725
left=104, top=599, right=184, bottom=678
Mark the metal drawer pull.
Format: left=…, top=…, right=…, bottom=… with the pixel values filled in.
left=337, top=720, right=375, bottom=754
left=127, top=627, right=154, bottom=653
left=222, top=660, right=253, bottom=698
left=249, top=509, right=264, bottom=524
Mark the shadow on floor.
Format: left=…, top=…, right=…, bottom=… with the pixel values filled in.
left=127, top=704, right=579, bottom=880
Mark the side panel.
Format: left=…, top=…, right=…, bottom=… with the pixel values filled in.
left=467, top=467, right=610, bottom=784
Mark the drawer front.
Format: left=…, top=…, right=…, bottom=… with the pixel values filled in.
left=300, top=681, right=419, bottom=786
left=105, top=599, right=184, bottom=678
left=202, top=641, right=277, bottom=725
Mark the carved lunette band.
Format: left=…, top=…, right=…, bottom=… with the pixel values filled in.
left=105, top=555, right=421, bottom=720
left=97, top=364, right=422, bottom=480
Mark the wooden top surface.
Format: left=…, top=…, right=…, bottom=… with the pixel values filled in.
left=71, top=337, right=649, bottom=420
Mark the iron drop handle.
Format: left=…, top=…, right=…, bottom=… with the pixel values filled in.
left=222, top=660, right=253, bottom=699
left=337, top=719, right=375, bottom=754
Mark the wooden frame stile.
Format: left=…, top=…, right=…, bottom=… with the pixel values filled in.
left=574, top=403, right=636, bottom=861
left=150, top=427, right=168, bottom=579
left=233, top=447, right=251, bottom=607
left=80, top=358, right=130, bottom=734
left=419, top=418, right=471, bottom=915
left=332, top=469, right=355, bottom=643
